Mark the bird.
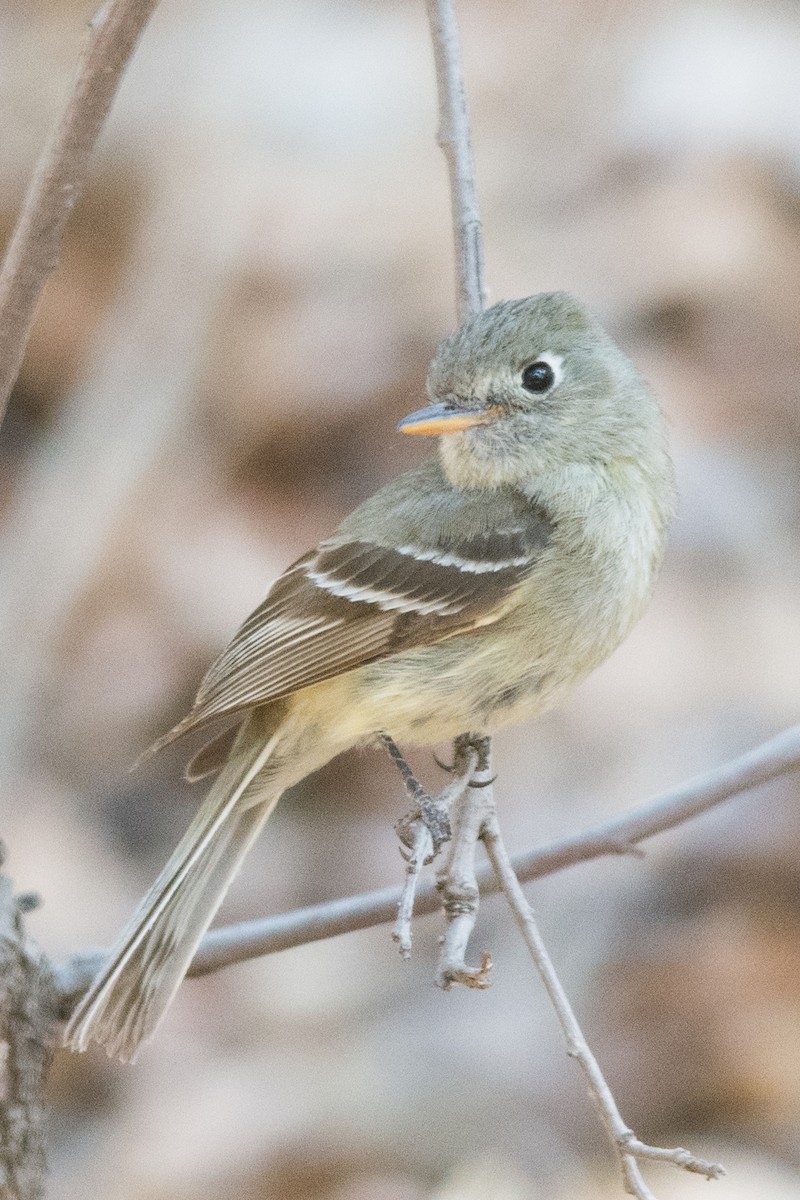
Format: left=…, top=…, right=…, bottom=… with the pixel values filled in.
left=64, top=291, right=675, bottom=1061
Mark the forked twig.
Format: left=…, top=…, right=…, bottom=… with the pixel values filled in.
left=435, top=736, right=491, bottom=988
left=481, top=790, right=726, bottom=1196
left=383, top=726, right=728, bottom=1195
left=383, top=734, right=474, bottom=956
left=416, top=1, right=726, bottom=1194
left=0, top=0, right=784, bottom=1194
left=393, top=821, right=434, bottom=958
left=52, top=722, right=800, bottom=989
left=421, top=0, right=494, bottom=986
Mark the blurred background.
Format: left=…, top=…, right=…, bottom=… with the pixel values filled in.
left=1, top=0, right=800, bottom=1195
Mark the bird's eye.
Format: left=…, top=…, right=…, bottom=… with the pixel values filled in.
left=521, top=360, right=556, bottom=393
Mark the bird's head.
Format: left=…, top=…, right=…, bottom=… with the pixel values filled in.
left=400, top=292, right=669, bottom=492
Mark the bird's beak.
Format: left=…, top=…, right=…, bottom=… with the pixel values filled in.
left=398, top=401, right=502, bottom=436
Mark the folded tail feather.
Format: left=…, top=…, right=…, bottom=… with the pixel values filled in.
left=64, top=714, right=285, bottom=1061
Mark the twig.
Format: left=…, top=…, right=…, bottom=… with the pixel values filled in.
left=387, top=735, right=476, bottom=956
left=418, top=13, right=720, bottom=1191
left=0, top=0, right=160, bottom=428
left=422, top=0, right=494, bottom=995
left=393, top=822, right=433, bottom=959
left=0, top=847, right=60, bottom=1200
left=424, top=0, right=485, bottom=321
left=481, top=792, right=725, bottom=1196
left=435, top=736, right=491, bottom=988
left=53, top=722, right=800, bottom=995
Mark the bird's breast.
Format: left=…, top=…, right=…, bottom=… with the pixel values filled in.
left=326, top=468, right=671, bottom=747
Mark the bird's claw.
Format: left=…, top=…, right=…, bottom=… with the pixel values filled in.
left=394, top=797, right=451, bottom=859
left=419, top=797, right=451, bottom=852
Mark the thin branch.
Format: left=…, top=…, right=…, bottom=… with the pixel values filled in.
left=481, top=796, right=725, bottom=1196
left=425, top=0, right=485, bottom=320
left=54, top=723, right=800, bottom=1000
left=435, top=737, right=492, bottom=988
left=0, top=0, right=160, bottom=428
left=422, top=0, right=493, bottom=1002
left=415, top=9, right=720, bottom=1191
left=393, top=821, right=433, bottom=958
left=387, top=735, right=475, bottom=957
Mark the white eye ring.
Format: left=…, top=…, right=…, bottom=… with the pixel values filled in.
left=539, top=352, right=563, bottom=383
left=520, top=352, right=564, bottom=394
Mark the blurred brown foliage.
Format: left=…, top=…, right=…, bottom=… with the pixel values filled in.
left=1, top=0, right=800, bottom=1196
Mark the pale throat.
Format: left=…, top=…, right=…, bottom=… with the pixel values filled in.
left=437, top=427, right=539, bottom=491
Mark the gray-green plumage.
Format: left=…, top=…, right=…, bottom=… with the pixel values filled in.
left=64, top=292, right=675, bottom=1061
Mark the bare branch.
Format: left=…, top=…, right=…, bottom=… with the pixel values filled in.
left=424, top=0, right=485, bottom=320
left=415, top=8, right=724, bottom=1190
left=388, top=736, right=475, bottom=957
left=0, top=0, right=160, bottom=428
left=393, top=822, right=434, bottom=958
left=481, top=799, right=725, bottom=1196
left=54, top=723, right=800, bottom=999
left=435, top=737, right=492, bottom=988
left=422, top=0, right=492, bottom=1004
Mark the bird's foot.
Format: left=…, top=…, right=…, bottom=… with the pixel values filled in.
left=394, top=795, right=451, bottom=860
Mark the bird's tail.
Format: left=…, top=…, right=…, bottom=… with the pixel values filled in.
left=64, top=712, right=288, bottom=1062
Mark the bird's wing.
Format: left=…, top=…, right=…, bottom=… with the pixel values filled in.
left=147, top=470, right=553, bottom=755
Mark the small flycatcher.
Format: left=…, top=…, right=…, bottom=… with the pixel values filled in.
left=65, top=292, right=675, bottom=1061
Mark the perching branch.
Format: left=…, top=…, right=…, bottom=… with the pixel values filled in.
left=435, top=736, right=493, bottom=988
left=387, top=734, right=474, bottom=957
left=424, top=0, right=485, bottom=320
left=421, top=0, right=496, bottom=990
left=54, top=723, right=800, bottom=994
left=417, top=4, right=726, bottom=1187
left=199, top=718, right=800, bottom=1196
left=0, top=0, right=160, bottom=428
left=2, top=0, right=785, bottom=1191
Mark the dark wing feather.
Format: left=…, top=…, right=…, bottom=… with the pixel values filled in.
left=146, top=466, right=553, bottom=756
